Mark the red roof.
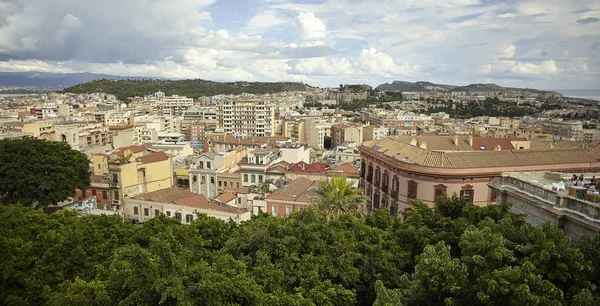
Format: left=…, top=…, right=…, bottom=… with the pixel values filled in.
left=136, top=151, right=169, bottom=164
left=115, top=145, right=149, bottom=157
left=304, top=162, right=330, bottom=173
left=288, top=161, right=310, bottom=173
left=214, top=193, right=236, bottom=204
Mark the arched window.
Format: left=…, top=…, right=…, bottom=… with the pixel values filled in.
left=434, top=184, right=447, bottom=202
left=460, top=184, right=474, bottom=202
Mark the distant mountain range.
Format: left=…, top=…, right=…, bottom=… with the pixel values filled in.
left=375, top=81, right=552, bottom=94
left=0, top=72, right=157, bottom=88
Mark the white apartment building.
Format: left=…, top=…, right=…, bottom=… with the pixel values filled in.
left=305, top=119, right=332, bottom=150
left=217, top=99, right=275, bottom=137
left=160, top=95, right=194, bottom=116
left=542, top=120, right=584, bottom=142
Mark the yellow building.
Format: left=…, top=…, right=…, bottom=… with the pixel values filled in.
left=499, top=118, right=520, bottom=129
left=21, top=120, right=55, bottom=139
left=101, top=145, right=173, bottom=207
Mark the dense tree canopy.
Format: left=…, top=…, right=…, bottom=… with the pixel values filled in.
left=0, top=138, right=90, bottom=207
left=64, top=79, right=307, bottom=101
left=1, top=194, right=599, bottom=305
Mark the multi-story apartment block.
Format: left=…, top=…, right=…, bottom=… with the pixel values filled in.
left=499, top=118, right=521, bottom=129
left=364, top=109, right=397, bottom=127
left=363, top=125, right=393, bottom=141
left=395, top=114, right=434, bottom=129
left=159, top=95, right=194, bottom=116
left=306, top=119, right=332, bottom=150
left=331, top=123, right=364, bottom=148
left=542, top=120, right=584, bottom=141
left=21, top=120, right=55, bottom=140
left=110, top=124, right=140, bottom=149
left=217, top=99, right=275, bottom=137
left=205, top=135, right=290, bottom=153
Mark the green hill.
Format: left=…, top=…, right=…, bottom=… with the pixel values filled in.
left=63, top=79, right=308, bottom=100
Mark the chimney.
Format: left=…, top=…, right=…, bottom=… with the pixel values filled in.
left=410, top=138, right=418, bottom=146
left=494, top=145, right=502, bottom=151
left=419, top=141, right=427, bottom=150
left=453, top=135, right=459, bottom=146
left=468, top=134, right=473, bottom=146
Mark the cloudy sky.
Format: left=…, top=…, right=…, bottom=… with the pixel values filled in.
left=0, top=0, right=599, bottom=89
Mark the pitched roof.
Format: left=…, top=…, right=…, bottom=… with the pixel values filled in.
left=214, top=192, right=236, bottom=204
left=223, top=187, right=250, bottom=194
left=288, top=161, right=310, bottom=173
left=304, top=162, right=330, bottom=173
left=267, top=177, right=316, bottom=202
left=363, top=136, right=600, bottom=169
left=329, top=163, right=359, bottom=175
left=136, top=151, right=169, bottom=164
left=471, top=137, right=526, bottom=150
left=115, top=145, right=149, bottom=157
left=132, top=187, right=243, bottom=214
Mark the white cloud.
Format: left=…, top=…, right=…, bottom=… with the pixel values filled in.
left=511, top=60, right=559, bottom=75
left=246, top=11, right=288, bottom=33
left=251, top=59, right=307, bottom=81
left=355, top=48, right=418, bottom=77
left=294, top=57, right=355, bottom=75
left=501, top=44, right=517, bottom=58
left=0, top=59, right=76, bottom=73
left=296, top=12, right=326, bottom=46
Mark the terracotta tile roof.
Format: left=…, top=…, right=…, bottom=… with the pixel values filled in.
left=267, top=177, right=316, bottom=202
left=471, top=137, right=526, bottom=150
left=363, top=136, right=600, bottom=169
left=393, top=135, right=473, bottom=151
left=329, top=163, right=359, bottom=175
left=288, top=161, right=310, bottom=173
left=108, top=124, right=134, bottom=131
left=305, top=162, right=330, bottom=173
left=115, top=145, right=149, bottom=157
left=174, top=195, right=244, bottom=214
left=136, top=151, right=169, bottom=164
left=214, top=192, right=236, bottom=204
left=134, top=187, right=198, bottom=203
left=223, top=187, right=250, bottom=194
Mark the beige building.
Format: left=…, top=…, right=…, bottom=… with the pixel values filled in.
left=331, top=123, right=363, bottom=149
left=499, top=118, right=521, bottom=129
left=189, top=148, right=247, bottom=199
left=124, top=187, right=250, bottom=223
left=305, top=119, right=332, bottom=150
left=359, top=135, right=600, bottom=215
left=96, top=145, right=173, bottom=208
left=542, top=120, right=584, bottom=141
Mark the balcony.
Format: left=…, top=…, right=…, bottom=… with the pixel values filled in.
left=381, top=184, right=388, bottom=193
left=110, top=181, right=120, bottom=187
left=374, top=179, right=380, bottom=188
left=367, top=175, right=373, bottom=183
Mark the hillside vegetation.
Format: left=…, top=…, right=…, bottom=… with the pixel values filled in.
left=1, top=196, right=599, bottom=305
left=64, top=79, right=308, bottom=100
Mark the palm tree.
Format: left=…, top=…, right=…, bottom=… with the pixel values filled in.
left=311, top=176, right=366, bottom=221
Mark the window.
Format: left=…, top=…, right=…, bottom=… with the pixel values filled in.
left=166, top=211, right=171, bottom=217
left=489, top=188, right=497, bottom=203
left=237, top=198, right=242, bottom=204
left=175, top=212, right=182, bottom=221
left=112, top=173, right=118, bottom=183
left=198, top=161, right=204, bottom=169
left=236, top=182, right=240, bottom=188
left=144, top=208, right=149, bottom=216
left=230, top=182, right=234, bottom=187
left=186, top=214, right=194, bottom=222
left=460, top=185, right=474, bottom=202
left=155, top=209, right=160, bottom=216
left=434, top=184, right=447, bottom=202
left=82, top=189, right=87, bottom=198
left=206, top=161, right=211, bottom=169
left=244, top=174, right=248, bottom=183
left=193, top=175, right=197, bottom=183
left=91, top=189, right=97, bottom=196
left=114, top=190, right=120, bottom=199
left=251, top=175, right=256, bottom=183
left=218, top=180, right=222, bottom=187
left=210, top=177, right=215, bottom=184
left=102, top=190, right=108, bottom=199
left=286, top=206, right=293, bottom=216
left=134, top=207, right=139, bottom=215
left=98, top=164, right=102, bottom=169
left=407, top=181, right=418, bottom=199
left=201, top=176, right=206, bottom=184
left=259, top=175, right=263, bottom=183
left=272, top=205, right=278, bottom=216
